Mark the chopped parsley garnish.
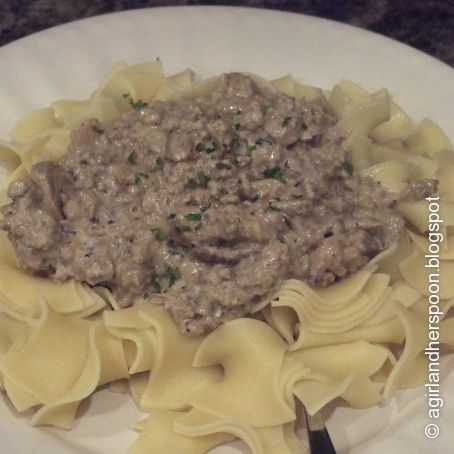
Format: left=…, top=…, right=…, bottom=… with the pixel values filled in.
left=266, top=200, right=281, bottom=212
left=129, top=98, right=148, bottom=109
left=282, top=116, right=292, bottom=127
left=230, top=153, right=239, bottom=166
left=197, top=170, right=210, bottom=188
left=165, top=265, right=181, bottom=287
left=153, top=158, right=164, bottom=172
left=344, top=162, right=354, bottom=175
left=91, top=125, right=104, bottom=134
left=152, top=228, right=168, bottom=241
left=260, top=103, right=272, bottom=113
left=176, top=224, right=191, bottom=232
left=186, top=178, right=199, bottom=189
left=151, top=275, right=162, bottom=294
left=201, top=203, right=211, bottom=212
left=234, top=123, right=240, bottom=131
left=128, top=151, right=137, bottom=165
left=133, top=174, right=141, bottom=184
left=185, top=212, right=202, bottom=221
left=196, top=142, right=219, bottom=154
left=263, top=166, right=284, bottom=182
left=246, top=144, right=256, bottom=156
left=205, top=142, right=220, bottom=154
left=283, top=215, right=292, bottom=229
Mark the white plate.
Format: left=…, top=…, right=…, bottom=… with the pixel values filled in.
left=0, top=6, right=453, bottom=454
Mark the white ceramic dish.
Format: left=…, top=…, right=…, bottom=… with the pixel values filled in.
left=0, top=6, right=453, bottom=454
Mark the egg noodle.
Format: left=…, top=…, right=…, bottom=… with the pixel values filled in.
left=0, top=60, right=453, bottom=453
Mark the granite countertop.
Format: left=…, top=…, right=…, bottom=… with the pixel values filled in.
left=0, top=0, right=453, bottom=67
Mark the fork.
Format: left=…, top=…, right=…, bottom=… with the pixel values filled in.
left=302, top=407, right=337, bottom=454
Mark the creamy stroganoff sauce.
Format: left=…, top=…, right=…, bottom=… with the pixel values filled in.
left=1, top=74, right=436, bottom=334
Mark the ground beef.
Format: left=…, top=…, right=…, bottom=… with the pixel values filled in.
left=0, top=73, right=436, bottom=334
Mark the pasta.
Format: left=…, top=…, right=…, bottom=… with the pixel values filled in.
left=0, top=60, right=453, bottom=453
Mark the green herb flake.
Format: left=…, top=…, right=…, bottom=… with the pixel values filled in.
left=133, top=174, right=141, bottom=185
left=344, top=162, right=354, bottom=175
left=128, top=151, right=138, bottom=165
left=267, top=201, right=281, bottom=212
left=260, top=104, right=272, bottom=113
left=152, top=228, right=168, bottom=241
left=246, top=144, right=256, bottom=156
left=151, top=275, right=162, bottom=294
left=283, top=215, right=292, bottom=229
left=129, top=98, right=148, bottom=109
left=195, top=142, right=205, bottom=153
left=197, top=170, right=210, bottom=188
left=205, top=142, right=219, bottom=154
left=176, top=224, right=191, bottom=232
left=230, top=153, right=239, bottom=166
left=263, top=166, right=284, bottom=182
left=185, top=212, right=202, bottom=221
left=153, top=158, right=164, bottom=172
left=165, top=265, right=181, bottom=287
left=282, top=116, right=292, bottom=127
left=234, top=123, right=240, bottom=131
left=186, top=178, right=199, bottom=189
left=91, top=125, right=104, bottom=134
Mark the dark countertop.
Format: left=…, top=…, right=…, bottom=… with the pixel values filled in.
left=0, top=0, right=453, bottom=67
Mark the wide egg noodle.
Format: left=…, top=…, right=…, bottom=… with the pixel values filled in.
left=9, top=107, right=61, bottom=143
left=370, top=101, right=416, bottom=142
left=288, top=341, right=394, bottom=412
left=174, top=408, right=305, bottom=454
left=0, top=311, right=30, bottom=390
left=128, top=410, right=235, bottom=454
left=137, top=305, right=222, bottom=411
left=0, top=141, right=21, bottom=181
left=187, top=318, right=295, bottom=427
left=383, top=302, right=429, bottom=398
left=103, top=304, right=156, bottom=374
left=405, top=118, right=453, bottom=156
left=400, top=242, right=454, bottom=299
left=336, top=90, right=390, bottom=136
left=0, top=300, right=92, bottom=417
